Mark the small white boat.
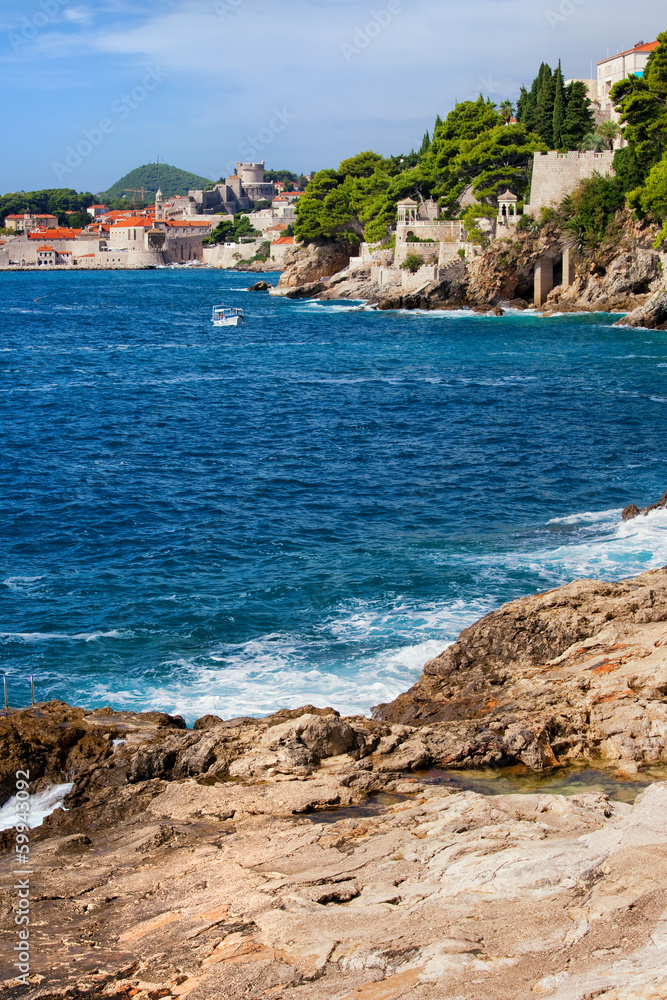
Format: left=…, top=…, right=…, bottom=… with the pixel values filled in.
left=211, top=304, right=245, bottom=327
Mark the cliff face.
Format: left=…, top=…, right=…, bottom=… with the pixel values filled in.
left=276, top=242, right=354, bottom=288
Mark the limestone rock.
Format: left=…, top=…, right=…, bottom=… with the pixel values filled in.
left=615, top=287, right=667, bottom=330
left=376, top=567, right=667, bottom=769
left=276, top=242, right=354, bottom=288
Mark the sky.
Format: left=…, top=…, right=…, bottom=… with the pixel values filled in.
left=0, top=0, right=664, bottom=195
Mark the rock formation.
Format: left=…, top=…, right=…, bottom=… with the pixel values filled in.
left=376, top=567, right=667, bottom=773
left=616, top=288, right=667, bottom=330
left=276, top=243, right=355, bottom=289
left=273, top=218, right=667, bottom=317
left=622, top=491, right=667, bottom=521
left=2, top=568, right=667, bottom=998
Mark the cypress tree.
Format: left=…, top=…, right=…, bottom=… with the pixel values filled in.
left=419, top=130, right=431, bottom=155
left=561, top=81, right=595, bottom=149
left=516, top=86, right=529, bottom=123
left=552, top=60, right=566, bottom=148
left=535, top=63, right=555, bottom=146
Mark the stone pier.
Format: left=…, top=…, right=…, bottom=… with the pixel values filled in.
left=534, top=255, right=554, bottom=307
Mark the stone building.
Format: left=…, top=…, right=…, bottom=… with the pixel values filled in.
left=4, top=212, right=58, bottom=233
left=597, top=40, right=658, bottom=115
left=394, top=197, right=466, bottom=267
left=167, top=162, right=276, bottom=219
left=524, top=150, right=615, bottom=215
left=497, top=190, right=519, bottom=228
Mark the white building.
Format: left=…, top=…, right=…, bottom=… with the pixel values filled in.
left=597, top=40, right=659, bottom=115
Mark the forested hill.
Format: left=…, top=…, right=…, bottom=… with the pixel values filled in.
left=100, top=163, right=214, bottom=200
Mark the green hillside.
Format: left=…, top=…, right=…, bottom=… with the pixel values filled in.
left=100, top=163, right=214, bottom=200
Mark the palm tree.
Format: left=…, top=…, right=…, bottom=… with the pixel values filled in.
left=579, top=131, right=607, bottom=152
left=499, top=100, right=514, bottom=125
left=596, top=119, right=620, bottom=149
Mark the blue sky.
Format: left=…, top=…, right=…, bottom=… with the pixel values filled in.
left=0, top=0, right=664, bottom=194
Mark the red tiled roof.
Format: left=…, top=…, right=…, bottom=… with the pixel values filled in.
left=77, top=253, right=96, bottom=257
left=38, top=246, right=55, bottom=251
left=104, top=210, right=137, bottom=220
left=271, top=236, right=295, bottom=245
left=28, top=228, right=82, bottom=239
left=165, top=220, right=212, bottom=227
left=110, top=217, right=155, bottom=228
left=598, top=40, right=659, bottom=64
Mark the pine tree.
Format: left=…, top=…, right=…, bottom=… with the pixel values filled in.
left=560, top=81, right=595, bottom=149
left=552, top=60, right=566, bottom=148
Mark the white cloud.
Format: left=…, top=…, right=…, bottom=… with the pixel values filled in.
left=63, top=6, right=95, bottom=25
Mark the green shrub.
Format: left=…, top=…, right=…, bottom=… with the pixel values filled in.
left=401, top=252, right=423, bottom=272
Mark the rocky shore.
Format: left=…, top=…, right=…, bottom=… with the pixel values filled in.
left=2, top=566, right=667, bottom=999
left=272, top=221, right=667, bottom=327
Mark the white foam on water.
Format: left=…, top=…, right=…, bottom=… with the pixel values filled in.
left=2, top=576, right=44, bottom=593
left=0, top=629, right=132, bottom=643
left=547, top=508, right=621, bottom=526
left=79, top=596, right=493, bottom=723
left=469, top=506, right=667, bottom=590
left=0, top=784, right=74, bottom=832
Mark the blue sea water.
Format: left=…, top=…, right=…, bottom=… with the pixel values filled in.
left=1, top=268, right=667, bottom=723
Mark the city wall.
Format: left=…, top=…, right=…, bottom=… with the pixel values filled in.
left=525, top=150, right=615, bottom=214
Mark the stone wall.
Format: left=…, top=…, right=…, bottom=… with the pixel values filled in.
left=526, top=150, right=615, bottom=214
left=395, top=241, right=440, bottom=266
left=203, top=239, right=267, bottom=269
left=396, top=221, right=463, bottom=243
left=163, top=234, right=206, bottom=264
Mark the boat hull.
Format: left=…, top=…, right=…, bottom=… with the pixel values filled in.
left=212, top=316, right=244, bottom=326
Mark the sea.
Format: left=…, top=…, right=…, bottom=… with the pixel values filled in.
left=1, top=267, right=666, bottom=725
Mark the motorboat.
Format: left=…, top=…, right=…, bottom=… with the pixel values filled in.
left=211, top=304, right=245, bottom=327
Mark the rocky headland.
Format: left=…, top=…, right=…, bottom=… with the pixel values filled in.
left=273, top=219, right=667, bottom=327
left=2, top=566, right=667, bottom=999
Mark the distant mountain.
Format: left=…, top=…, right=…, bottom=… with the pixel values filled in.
left=99, top=163, right=215, bottom=200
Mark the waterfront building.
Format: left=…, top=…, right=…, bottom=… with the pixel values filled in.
left=4, top=212, right=59, bottom=233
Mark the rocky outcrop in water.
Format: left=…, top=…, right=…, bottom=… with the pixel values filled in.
left=622, top=491, right=667, bottom=521
left=615, top=287, right=667, bottom=330
left=276, top=243, right=355, bottom=289
left=276, top=218, right=666, bottom=317
left=376, top=567, right=667, bottom=772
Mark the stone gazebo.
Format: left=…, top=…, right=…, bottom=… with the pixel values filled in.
left=497, top=189, right=518, bottom=228
left=396, top=197, right=419, bottom=226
